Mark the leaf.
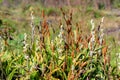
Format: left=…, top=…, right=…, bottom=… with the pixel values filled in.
left=50, top=68, right=61, bottom=76
left=31, top=42, right=36, bottom=56
left=18, top=34, right=24, bottom=40
left=51, top=68, right=64, bottom=79
left=6, top=55, right=21, bottom=75
left=73, top=49, right=86, bottom=63
left=1, top=51, right=11, bottom=62
left=58, top=55, right=65, bottom=66
left=83, top=68, right=96, bottom=79
left=34, top=17, right=41, bottom=26
left=19, top=68, right=25, bottom=75
left=30, top=71, right=40, bottom=80
left=7, top=68, right=17, bottom=80
left=67, top=56, right=72, bottom=71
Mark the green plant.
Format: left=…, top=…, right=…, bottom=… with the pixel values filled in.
left=0, top=8, right=120, bottom=80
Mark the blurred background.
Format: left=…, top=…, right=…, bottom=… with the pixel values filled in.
left=0, top=0, right=120, bottom=10
left=0, top=0, right=120, bottom=43
left=0, top=0, right=120, bottom=9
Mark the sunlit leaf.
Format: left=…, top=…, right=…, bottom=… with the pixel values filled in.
left=7, top=68, right=17, bottom=80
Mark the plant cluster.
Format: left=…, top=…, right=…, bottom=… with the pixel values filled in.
left=0, top=8, right=120, bottom=80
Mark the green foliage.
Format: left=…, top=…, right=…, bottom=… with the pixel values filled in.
left=86, top=7, right=94, bottom=13
left=98, top=3, right=105, bottom=10
left=7, top=68, right=17, bottom=80
left=0, top=7, right=120, bottom=80
left=30, top=71, right=40, bottom=80
left=94, top=11, right=102, bottom=18
left=113, top=0, right=120, bottom=8
left=86, top=7, right=102, bottom=18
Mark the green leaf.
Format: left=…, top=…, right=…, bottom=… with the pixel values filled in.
left=34, top=17, right=41, bottom=26
left=1, top=51, right=11, bottom=62
left=50, top=68, right=61, bottom=76
left=67, top=56, right=72, bottom=71
left=18, top=34, right=24, bottom=41
left=31, top=42, right=36, bottom=56
left=6, top=55, right=22, bottom=75
left=62, top=70, right=67, bottom=80
left=58, top=55, right=65, bottom=66
left=83, top=68, right=96, bottom=79
left=7, top=68, right=17, bottom=80
left=30, top=71, right=40, bottom=80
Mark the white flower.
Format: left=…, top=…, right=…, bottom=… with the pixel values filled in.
left=74, top=30, right=77, bottom=42
left=71, top=65, right=75, bottom=74
left=91, top=36, right=95, bottom=43
left=90, top=19, right=93, bottom=24
left=60, top=25, right=63, bottom=30
left=90, top=31, right=95, bottom=43
left=51, top=40, right=54, bottom=46
left=31, top=11, right=34, bottom=21
left=79, top=44, right=83, bottom=49
left=99, top=29, right=104, bottom=45
left=91, top=19, right=95, bottom=31
left=89, top=51, right=94, bottom=56
left=23, top=33, right=29, bottom=52
left=24, top=33, right=27, bottom=40
left=101, top=17, right=104, bottom=23
left=24, top=54, right=29, bottom=60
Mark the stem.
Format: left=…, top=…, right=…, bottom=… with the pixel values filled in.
left=31, top=11, right=35, bottom=46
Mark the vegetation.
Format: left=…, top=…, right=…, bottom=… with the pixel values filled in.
left=0, top=0, right=120, bottom=80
